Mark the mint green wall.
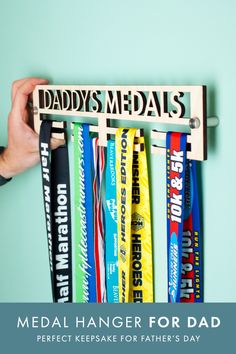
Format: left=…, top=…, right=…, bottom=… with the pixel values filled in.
left=0, top=0, right=235, bottom=302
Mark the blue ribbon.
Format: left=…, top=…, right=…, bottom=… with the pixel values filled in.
left=105, top=140, right=119, bottom=303
left=166, top=132, right=203, bottom=303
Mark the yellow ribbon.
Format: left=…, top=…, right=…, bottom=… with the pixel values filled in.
left=116, top=128, right=153, bottom=303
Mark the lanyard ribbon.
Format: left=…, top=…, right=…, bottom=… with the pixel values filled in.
left=92, top=137, right=106, bottom=302
left=166, top=132, right=203, bottom=303
left=39, top=120, right=73, bottom=302
left=73, top=123, right=96, bottom=303
left=116, top=128, right=153, bottom=303
left=105, top=140, right=119, bottom=303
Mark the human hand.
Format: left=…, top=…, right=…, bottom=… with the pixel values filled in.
left=0, top=78, right=65, bottom=179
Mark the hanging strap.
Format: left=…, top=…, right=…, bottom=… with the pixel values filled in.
left=116, top=128, right=136, bottom=303
left=116, top=128, right=153, bottom=303
left=39, top=119, right=73, bottom=302
left=73, top=123, right=96, bottom=303
left=182, top=159, right=203, bottom=302
left=129, top=135, right=154, bottom=303
left=166, top=132, right=203, bottom=303
left=105, top=140, right=119, bottom=303
left=92, top=137, right=106, bottom=303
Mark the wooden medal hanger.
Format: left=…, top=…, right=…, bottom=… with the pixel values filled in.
left=33, top=85, right=219, bottom=161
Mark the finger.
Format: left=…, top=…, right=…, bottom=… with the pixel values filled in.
left=11, top=77, right=48, bottom=103
left=11, top=78, right=48, bottom=119
left=50, top=137, right=66, bottom=150
left=11, top=78, right=29, bottom=102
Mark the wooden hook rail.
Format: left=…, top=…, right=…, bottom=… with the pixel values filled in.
left=71, top=123, right=145, bottom=152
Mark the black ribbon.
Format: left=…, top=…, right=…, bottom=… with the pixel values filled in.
left=39, top=119, right=72, bottom=302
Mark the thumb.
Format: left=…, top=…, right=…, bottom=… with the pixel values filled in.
left=50, top=137, right=66, bottom=150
